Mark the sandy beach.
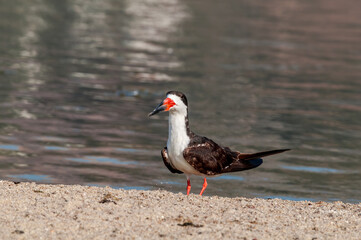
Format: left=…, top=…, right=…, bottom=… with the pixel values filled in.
left=0, top=180, right=360, bottom=239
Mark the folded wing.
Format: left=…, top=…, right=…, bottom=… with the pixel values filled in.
left=183, top=135, right=289, bottom=175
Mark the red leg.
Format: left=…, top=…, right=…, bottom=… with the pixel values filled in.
left=199, top=178, right=208, bottom=196
left=186, top=178, right=191, bottom=195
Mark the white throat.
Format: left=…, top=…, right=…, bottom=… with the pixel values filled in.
left=167, top=110, right=190, bottom=156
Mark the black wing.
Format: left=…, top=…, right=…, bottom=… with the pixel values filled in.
left=183, top=134, right=289, bottom=175
left=183, top=136, right=236, bottom=175
left=161, top=147, right=183, bottom=174
left=222, top=149, right=290, bottom=173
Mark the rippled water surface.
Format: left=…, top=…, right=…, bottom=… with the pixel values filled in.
left=0, top=0, right=360, bottom=203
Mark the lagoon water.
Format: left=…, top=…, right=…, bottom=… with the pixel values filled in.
left=0, top=0, right=360, bottom=202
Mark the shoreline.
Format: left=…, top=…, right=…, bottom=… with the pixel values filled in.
left=0, top=180, right=360, bottom=239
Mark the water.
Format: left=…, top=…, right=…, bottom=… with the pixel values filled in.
left=0, top=0, right=360, bottom=203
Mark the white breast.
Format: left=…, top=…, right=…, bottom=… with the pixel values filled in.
left=166, top=110, right=199, bottom=175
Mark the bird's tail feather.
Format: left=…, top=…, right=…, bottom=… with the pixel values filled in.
left=221, top=149, right=290, bottom=173
left=238, top=149, right=290, bottom=161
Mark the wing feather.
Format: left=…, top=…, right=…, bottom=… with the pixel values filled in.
left=182, top=134, right=289, bottom=175
left=183, top=137, right=234, bottom=175
left=161, top=147, right=183, bottom=174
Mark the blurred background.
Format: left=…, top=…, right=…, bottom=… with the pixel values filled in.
left=0, top=0, right=360, bottom=202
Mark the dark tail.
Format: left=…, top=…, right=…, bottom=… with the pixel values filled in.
left=238, top=149, right=290, bottom=161
left=221, top=149, right=290, bottom=173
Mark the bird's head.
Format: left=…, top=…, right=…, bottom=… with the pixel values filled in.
left=148, top=91, right=188, bottom=117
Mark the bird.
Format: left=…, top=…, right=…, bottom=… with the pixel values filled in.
left=149, top=91, right=289, bottom=196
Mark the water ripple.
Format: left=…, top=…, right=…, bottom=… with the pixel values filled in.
left=8, top=174, right=53, bottom=182
left=0, top=144, right=19, bottom=151
left=282, top=165, right=344, bottom=174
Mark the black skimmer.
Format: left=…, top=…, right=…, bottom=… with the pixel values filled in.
left=149, top=91, right=289, bottom=196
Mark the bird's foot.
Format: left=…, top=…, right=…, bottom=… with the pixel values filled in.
left=186, top=179, right=191, bottom=195
left=199, top=178, right=208, bottom=195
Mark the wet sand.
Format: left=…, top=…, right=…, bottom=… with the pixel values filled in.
left=0, top=180, right=360, bottom=239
